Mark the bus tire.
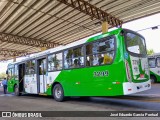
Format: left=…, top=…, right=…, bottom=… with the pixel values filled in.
left=53, top=84, right=65, bottom=102
left=150, top=76, right=157, bottom=83
left=14, top=85, right=21, bottom=96
left=79, top=97, right=90, bottom=101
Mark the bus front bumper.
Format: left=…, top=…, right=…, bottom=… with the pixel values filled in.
left=123, top=80, right=151, bottom=95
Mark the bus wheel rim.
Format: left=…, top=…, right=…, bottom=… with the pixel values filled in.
left=55, top=87, right=62, bottom=98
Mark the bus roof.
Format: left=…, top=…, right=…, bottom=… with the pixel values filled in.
left=148, top=53, right=160, bottom=58
left=87, top=28, right=122, bottom=43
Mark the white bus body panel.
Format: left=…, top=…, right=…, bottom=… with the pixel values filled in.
left=47, top=71, right=61, bottom=85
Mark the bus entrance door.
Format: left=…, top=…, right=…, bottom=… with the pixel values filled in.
left=37, top=58, right=47, bottom=94
left=19, top=63, right=25, bottom=93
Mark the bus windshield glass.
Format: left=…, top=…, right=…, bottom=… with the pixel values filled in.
left=126, top=32, right=146, bottom=56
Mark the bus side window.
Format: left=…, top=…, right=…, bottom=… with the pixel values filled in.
left=85, top=37, right=115, bottom=67
left=8, top=69, right=11, bottom=79
left=64, top=46, right=84, bottom=69
left=148, top=58, right=156, bottom=68
left=48, top=54, right=56, bottom=71
left=48, top=53, right=62, bottom=71
left=157, top=57, right=160, bottom=67
left=8, top=68, right=14, bottom=80
left=55, top=53, right=63, bottom=70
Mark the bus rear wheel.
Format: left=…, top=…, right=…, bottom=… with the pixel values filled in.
left=53, top=84, right=65, bottom=102
left=14, top=85, right=21, bottom=96
left=150, top=76, right=157, bottom=83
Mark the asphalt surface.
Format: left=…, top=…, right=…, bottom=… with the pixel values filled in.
left=0, top=83, right=160, bottom=120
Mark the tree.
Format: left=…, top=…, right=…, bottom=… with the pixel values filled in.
left=147, top=49, right=154, bottom=55
left=0, top=72, right=7, bottom=81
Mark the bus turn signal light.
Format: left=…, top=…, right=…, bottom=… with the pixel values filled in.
left=112, top=82, right=121, bottom=84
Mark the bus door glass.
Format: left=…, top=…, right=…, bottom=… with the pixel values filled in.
left=24, top=60, right=37, bottom=94
left=38, top=58, right=47, bottom=93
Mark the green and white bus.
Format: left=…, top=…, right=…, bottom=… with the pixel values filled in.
left=148, top=53, right=160, bottom=83
left=6, top=28, right=151, bottom=102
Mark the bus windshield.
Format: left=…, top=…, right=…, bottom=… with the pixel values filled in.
left=125, top=32, right=146, bottom=56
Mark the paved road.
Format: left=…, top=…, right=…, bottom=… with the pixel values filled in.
left=0, top=84, right=160, bottom=120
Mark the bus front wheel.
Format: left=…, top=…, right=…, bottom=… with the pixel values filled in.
left=53, top=84, right=65, bottom=102
left=14, top=85, right=21, bottom=96
left=150, top=76, right=157, bottom=83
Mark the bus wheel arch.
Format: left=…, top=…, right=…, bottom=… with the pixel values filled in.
left=150, top=75, right=157, bottom=83
left=51, top=82, right=60, bottom=94
left=52, top=82, right=65, bottom=102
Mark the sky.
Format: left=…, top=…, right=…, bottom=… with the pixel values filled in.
left=0, top=13, right=160, bottom=73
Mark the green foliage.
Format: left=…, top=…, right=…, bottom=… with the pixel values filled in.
left=0, top=72, right=7, bottom=81
left=147, top=49, right=154, bottom=55
left=66, top=49, right=73, bottom=59
left=66, top=48, right=82, bottom=59
left=52, top=55, right=60, bottom=67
